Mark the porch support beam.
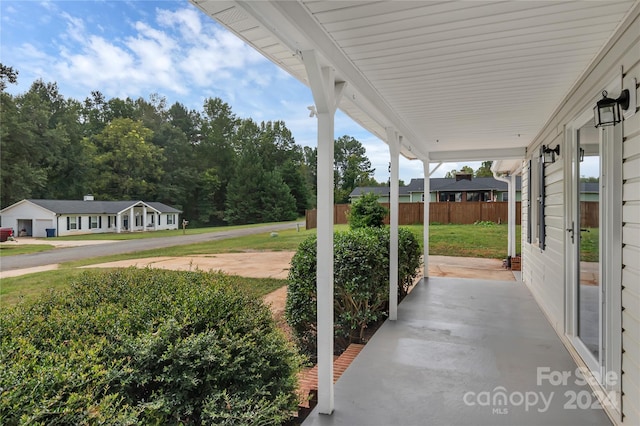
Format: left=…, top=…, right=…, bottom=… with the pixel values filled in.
left=303, top=49, right=346, bottom=416
left=508, top=174, right=517, bottom=258
left=429, top=147, right=525, bottom=163
left=142, top=205, right=147, bottom=232
left=116, top=213, right=121, bottom=233
left=493, top=171, right=516, bottom=259
left=386, top=127, right=400, bottom=321
left=423, top=159, right=431, bottom=278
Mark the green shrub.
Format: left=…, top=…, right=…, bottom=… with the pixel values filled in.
left=347, top=192, right=388, bottom=229
left=286, top=227, right=421, bottom=358
left=0, top=268, right=301, bottom=425
left=474, top=220, right=496, bottom=226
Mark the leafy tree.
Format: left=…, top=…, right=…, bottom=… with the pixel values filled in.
left=91, top=118, right=164, bottom=200
left=0, top=90, right=47, bottom=206
left=348, top=192, right=388, bottom=229
left=1, top=79, right=93, bottom=206
left=445, top=165, right=474, bottom=178
left=0, top=63, right=18, bottom=91
left=334, top=135, right=375, bottom=203
left=302, top=146, right=317, bottom=206
left=475, top=161, right=494, bottom=177
left=580, top=176, right=599, bottom=183
left=199, top=97, right=239, bottom=222
left=279, top=160, right=310, bottom=216
left=259, top=170, right=298, bottom=222
left=225, top=150, right=297, bottom=225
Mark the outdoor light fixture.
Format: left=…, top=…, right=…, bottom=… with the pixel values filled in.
left=594, top=89, right=630, bottom=127
left=307, top=105, right=317, bottom=118
left=542, top=144, right=560, bottom=164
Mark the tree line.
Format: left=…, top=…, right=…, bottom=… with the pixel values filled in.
left=1, top=65, right=382, bottom=225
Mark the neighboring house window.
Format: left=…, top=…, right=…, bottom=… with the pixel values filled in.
left=502, top=192, right=508, bottom=202
left=108, top=216, right=111, bottom=228
left=89, top=216, right=100, bottom=229
left=135, top=215, right=141, bottom=226
left=167, top=214, right=175, bottom=225
left=67, top=216, right=82, bottom=230
left=466, top=192, right=490, bottom=202
left=439, top=192, right=462, bottom=202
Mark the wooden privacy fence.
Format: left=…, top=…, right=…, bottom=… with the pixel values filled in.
left=306, top=202, right=522, bottom=229
left=306, top=201, right=600, bottom=229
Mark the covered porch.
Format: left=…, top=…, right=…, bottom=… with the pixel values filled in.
left=304, top=276, right=611, bottom=426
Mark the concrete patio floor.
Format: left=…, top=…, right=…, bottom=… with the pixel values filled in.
left=304, top=277, right=611, bottom=426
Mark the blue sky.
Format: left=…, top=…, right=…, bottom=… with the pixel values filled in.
left=1, top=0, right=478, bottom=182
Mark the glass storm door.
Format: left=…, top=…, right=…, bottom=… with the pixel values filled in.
left=575, top=123, right=601, bottom=366
left=567, top=108, right=621, bottom=410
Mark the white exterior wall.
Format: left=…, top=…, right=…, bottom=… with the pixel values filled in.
left=620, top=31, right=640, bottom=426
left=523, top=8, right=639, bottom=425
left=1, top=201, right=180, bottom=237
left=157, top=213, right=179, bottom=231
left=0, top=201, right=56, bottom=238
left=56, top=213, right=179, bottom=236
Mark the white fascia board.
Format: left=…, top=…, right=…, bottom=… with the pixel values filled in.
left=0, top=199, right=32, bottom=214
left=429, top=147, right=526, bottom=163
left=115, top=201, right=159, bottom=216
left=492, top=159, right=525, bottom=176
left=231, top=0, right=428, bottom=160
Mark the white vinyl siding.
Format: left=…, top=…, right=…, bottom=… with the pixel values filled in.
left=620, top=25, right=640, bottom=425
left=524, top=10, right=638, bottom=425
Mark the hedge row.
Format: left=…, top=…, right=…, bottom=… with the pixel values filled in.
left=0, top=268, right=301, bottom=425
left=285, top=227, right=421, bottom=358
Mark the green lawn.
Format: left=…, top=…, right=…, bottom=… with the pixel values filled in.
left=49, top=220, right=303, bottom=241
left=62, top=227, right=324, bottom=268
left=0, top=244, right=55, bottom=256
left=579, top=227, right=599, bottom=263
left=2, top=223, right=520, bottom=306
left=418, top=223, right=521, bottom=259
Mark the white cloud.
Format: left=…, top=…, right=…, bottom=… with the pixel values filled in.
left=25, top=4, right=278, bottom=104
left=60, top=12, right=85, bottom=43
left=156, top=7, right=202, bottom=40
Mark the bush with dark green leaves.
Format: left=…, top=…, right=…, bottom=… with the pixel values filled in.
left=286, top=227, right=421, bottom=358
left=347, top=192, right=388, bottom=229
left=0, top=268, right=301, bottom=425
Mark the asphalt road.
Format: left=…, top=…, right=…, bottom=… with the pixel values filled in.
left=0, top=222, right=303, bottom=272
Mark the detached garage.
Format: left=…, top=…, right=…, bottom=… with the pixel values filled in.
left=0, top=198, right=182, bottom=237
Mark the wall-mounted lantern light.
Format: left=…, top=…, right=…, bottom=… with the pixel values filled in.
left=542, top=144, right=560, bottom=164
left=594, top=89, right=630, bottom=128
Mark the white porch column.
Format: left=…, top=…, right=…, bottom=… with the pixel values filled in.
left=493, top=171, right=516, bottom=259
left=386, top=128, right=400, bottom=321
left=303, top=50, right=346, bottom=415
left=509, top=174, right=517, bottom=258
left=116, top=213, right=121, bottom=233
left=142, top=206, right=147, bottom=232
left=129, top=207, right=134, bottom=231
left=423, top=159, right=431, bottom=279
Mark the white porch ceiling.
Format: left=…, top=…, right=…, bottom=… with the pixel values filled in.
left=190, top=0, right=638, bottom=164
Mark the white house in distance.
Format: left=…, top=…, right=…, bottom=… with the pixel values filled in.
left=0, top=196, right=182, bottom=237
left=191, top=2, right=640, bottom=425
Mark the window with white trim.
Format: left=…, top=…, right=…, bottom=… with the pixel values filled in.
left=167, top=214, right=175, bottom=225
left=89, top=216, right=99, bottom=229
left=69, top=216, right=77, bottom=230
